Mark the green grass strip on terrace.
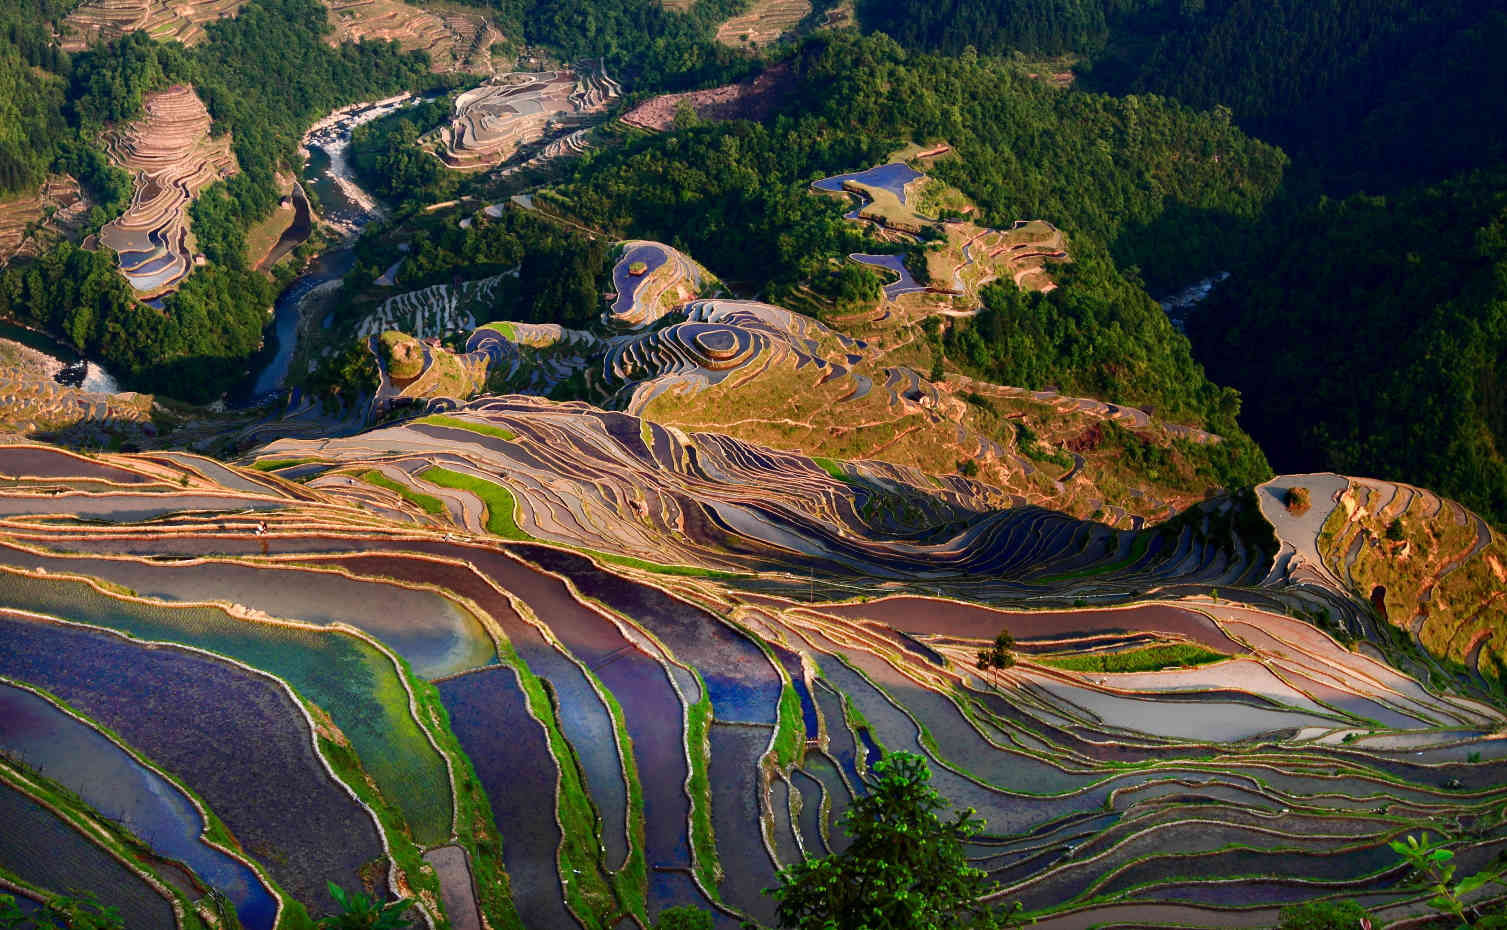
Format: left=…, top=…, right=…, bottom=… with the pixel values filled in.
left=684, top=693, right=721, bottom=898
left=1037, top=643, right=1228, bottom=674
left=0, top=760, right=216, bottom=930
left=496, top=639, right=618, bottom=928
left=420, top=467, right=531, bottom=540
left=416, top=415, right=518, bottom=441
left=249, top=457, right=316, bottom=471
left=404, top=673, right=525, bottom=930
left=584, top=550, right=742, bottom=580
left=812, top=457, right=854, bottom=484
left=479, top=321, right=518, bottom=341
left=360, top=470, right=448, bottom=516
left=772, top=684, right=804, bottom=768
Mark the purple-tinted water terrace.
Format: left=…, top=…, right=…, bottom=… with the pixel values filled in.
left=848, top=253, right=927, bottom=300
left=790, top=769, right=826, bottom=858
left=310, top=549, right=631, bottom=869
left=0, top=779, right=176, bottom=930
left=820, top=599, right=1247, bottom=655
left=0, top=446, right=151, bottom=483
left=813, top=682, right=864, bottom=790
left=0, top=612, right=384, bottom=916
left=0, top=683, right=278, bottom=930
left=812, top=163, right=923, bottom=203
left=610, top=244, right=671, bottom=316
left=516, top=547, right=782, bottom=725
left=458, top=547, right=695, bottom=875
left=437, top=666, right=578, bottom=930
left=708, top=723, right=778, bottom=923
left=0, top=546, right=496, bottom=681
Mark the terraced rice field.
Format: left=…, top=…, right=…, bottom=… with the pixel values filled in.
left=61, top=0, right=243, bottom=49
left=0, top=681, right=279, bottom=930
left=3, top=415, right=1506, bottom=928
left=0, top=612, right=385, bottom=916
left=0, top=176, right=89, bottom=264
left=432, top=67, right=620, bottom=171
left=324, top=0, right=501, bottom=73
left=0, top=776, right=177, bottom=930
left=97, top=85, right=237, bottom=295
left=0, top=566, right=455, bottom=846
left=713, top=0, right=810, bottom=48
left=1315, top=475, right=1507, bottom=680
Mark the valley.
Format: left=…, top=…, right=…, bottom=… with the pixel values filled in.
left=0, top=1, right=1503, bottom=928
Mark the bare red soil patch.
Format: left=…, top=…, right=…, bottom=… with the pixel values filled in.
left=621, top=64, right=794, bottom=133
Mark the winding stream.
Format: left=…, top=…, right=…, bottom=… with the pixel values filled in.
left=1158, top=271, right=1230, bottom=330
left=0, top=322, right=123, bottom=394
left=243, top=96, right=416, bottom=402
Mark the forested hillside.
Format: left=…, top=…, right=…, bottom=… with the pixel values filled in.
left=1187, top=170, right=1507, bottom=527
left=855, top=0, right=1507, bottom=193
left=1096, top=1, right=1507, bottom=192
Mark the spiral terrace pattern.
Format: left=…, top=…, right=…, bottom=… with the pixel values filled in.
left=1, top=433, right=1505, bottom=929
left=96, top=85, right=237, bottom=295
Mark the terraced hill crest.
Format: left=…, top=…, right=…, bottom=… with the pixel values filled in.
left=61, top=0, right=245, bottom=49
left=358, top=233, right=1234, bottom=527
left=95, top=84, right=237, bottom=296
left=431, top=66, right=621, bottom=171
left=0, top=176, right=91, bottom=266
left=323, top=0, right=503, bottom=74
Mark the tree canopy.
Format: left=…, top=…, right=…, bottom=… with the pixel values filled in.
left=767, top=751, right=1016, bottom=930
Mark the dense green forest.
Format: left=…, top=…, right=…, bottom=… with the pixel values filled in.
left=852, top=0, right=1142, bottom=58
left=1094, top=2, right=1507, bottom=193
left=349, top=97, right=458, bottom=212
left=439, top=0, right=754, bottom=89
left=854, top=0, right=1507, bottom=193
left=1187, top=169, right=1507, bottom=527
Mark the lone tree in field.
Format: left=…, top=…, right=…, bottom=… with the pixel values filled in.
left=976, top=630, right=1016, bottom=686
left=767, top=752, right=1017, bottom=930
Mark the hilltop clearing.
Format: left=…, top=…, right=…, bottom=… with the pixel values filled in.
left=715, top=0, right=809, bottom=48
left=1317, top=477, right=1507, bottom=685
left=61, top=0, right=245, bottom=49
left=621, top=63, right=795, bottom=132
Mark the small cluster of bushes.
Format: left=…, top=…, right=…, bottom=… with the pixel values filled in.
left=1286, top=485, right=1311, bottom=515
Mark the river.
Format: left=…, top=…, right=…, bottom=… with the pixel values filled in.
left=1158, top=271, right=1230, bottom=330
left=0, top=321, right=123, bottom=394
left=241, top=95, right=418, bottom=403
